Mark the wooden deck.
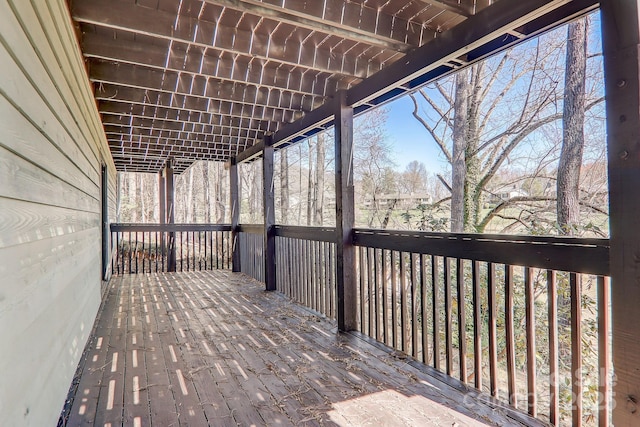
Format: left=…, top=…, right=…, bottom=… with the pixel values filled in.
left=60, top=270, right=542, bottom=426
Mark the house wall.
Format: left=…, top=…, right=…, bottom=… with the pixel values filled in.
left=0, top=0, right=116, bottom=425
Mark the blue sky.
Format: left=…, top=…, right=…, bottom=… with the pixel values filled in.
left=384, top=96, right=450, bottom=174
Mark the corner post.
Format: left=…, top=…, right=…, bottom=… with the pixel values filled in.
left=601, top=0, right=640, bottom=424
left=263, top=136, right=277, bottom=291
left=159, top=170, right=166, bottom=254
left=230, top=157, right=241, bottom=272
left=334, top=91, right=357, bottom=332
left=165, top=159, right=176, bottom=272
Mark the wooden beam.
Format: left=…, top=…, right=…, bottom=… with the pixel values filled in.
left=416, top=0, right=474, bottom=17
left=230, top=157, right=241, bottom=272
left=81, top=31, right=339, bottom=99
left=263, top=135, right=276, bottom=291
left=165, top=159, right=176, bottom=272
left=88, top=60, right=320, bottom=113
left=334, top=91, right=356, bottom=332
left=98, top=100, right=279, bottom=131
left=600, top=0, right=640, bottom=424
left=347, top=0, right=589, bottom=106
left=235, top=140, right=265, bottom=163
left=94, top=83, right=304, bottom=121
left=205, top=0, right=414, bottom=52
left=72, top=0, right=378, bottom=79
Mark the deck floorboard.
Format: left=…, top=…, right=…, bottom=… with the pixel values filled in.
left=63, top=270, right=542, bottom=426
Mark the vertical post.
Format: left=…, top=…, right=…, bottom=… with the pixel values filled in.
left=101, top=165, right=109, bottom=280
left=159, top=170, right=166, bottom=224
left=230, top=157, right=241, bottom=272
left=159, top=170, right=166, bottom=257
left=601, top=1, right=640, bottom=424
left=334, top=91, right=357, bottom=332
left=263, top=136, right=276, bottom=291
left=165, top=159, right=176, bottom=272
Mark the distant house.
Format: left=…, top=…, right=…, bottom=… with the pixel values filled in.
left=363, top=193, right=433, bottom=210
left=488, top=186, right=528, bottom=204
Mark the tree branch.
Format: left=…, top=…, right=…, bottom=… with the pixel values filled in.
left=410, top=94, right=453, bottom=162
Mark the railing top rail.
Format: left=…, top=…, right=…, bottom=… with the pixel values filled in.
left=353, top=228, right=610, bottom=276
left=353, top=228, right=609, bottom=248
left=275, top=225, right=337, bottom=243
left=111, top=223, right=233, bottom=232
left=238, top=224, right=264, bottom=234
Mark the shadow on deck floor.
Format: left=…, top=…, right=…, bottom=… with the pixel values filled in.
left=59, top=270, right=542, bottom=426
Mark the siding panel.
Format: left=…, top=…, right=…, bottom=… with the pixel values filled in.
left=0, top=0, right=116, bottom=425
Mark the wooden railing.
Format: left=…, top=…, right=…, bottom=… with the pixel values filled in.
left=352, top=229, right=611, bottom=426
left=274, top=225, right=337, bottom=320
left=110, top=223, right=232, bottom=274
left=238, top=224, right=264, bottom=282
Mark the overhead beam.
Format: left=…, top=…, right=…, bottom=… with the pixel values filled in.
left=81, top=32, right=338, bottom=99
left=71, top=0, right=382, bottom=79
left=416, top=0, right=475, bottom=17
left=246, top=0, right=597, bottom=153
left=94, top=83, right=304, bottom=122
left=98, top=100, right=280, bottom=130
left=205, top=0, right=415, bottom=52
left=101, top=115, right=268, bottom=138
left=88, top=60, right=320, bottom=112
left=347, top=0, right=590, bottom=106
left=105, top=132, right=254, bottom=152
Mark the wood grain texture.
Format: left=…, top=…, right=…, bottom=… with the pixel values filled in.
left=63, top=270, right=544, bottom=427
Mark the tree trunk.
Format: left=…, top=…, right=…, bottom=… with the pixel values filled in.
left=314, top=134, right=326, bottom=225
left=557, top=19, right=588, bottom=236
left=280, top=150, right=290, bottom=223
left=186, top=168, right=194, bottom=222
left=466, top=64, right=483, bottom=232
left=451, top=68, right=470, bottom=233
left=139, top=173, right=146, bottom=222
left=202, top=161, right=211, bottom=222
left=306, top=140, right=314, bottom=226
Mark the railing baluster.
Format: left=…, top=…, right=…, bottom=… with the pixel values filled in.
left=376, top=248, right=382, bottom=342
left=457, top=258, right=467, bottom=383
left=547, top=270, right=560, bottom=425
left=571, top=272, right=582, bottom=425
left=411, top=253, right=419, bottom=359
left=598, top=276, right=610, bottom=427
left=400, top=251, right=408, bottom=353
left=488, top=262, right=498, bottom=397
left=472, top=260, right=482, bottom=391
left=391, top=250, right=398, bottom=350
left=135, top=232, right=139, bottom=273
left=432, top=255, right=441, bottom=371
left=444, top=257, right=453, bottom=376
left=359, top=246, right=366, bottom=332
left=505, top=264, right=517, bottom=408
left=383, top=250, right=390, bottom=347
left=421, top=254, right=429, bottom=365
left=525, top=267, right=537, bottom=417
left=128, top=231, right=132, bottom=274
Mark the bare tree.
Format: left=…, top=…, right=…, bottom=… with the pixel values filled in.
left=557, top=19, right=588, bottom=235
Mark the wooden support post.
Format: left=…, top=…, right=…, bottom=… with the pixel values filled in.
left=334, top=91, right=357, bottom=332
left=165, top=159, right=176, bottom=272
left=601, top=1, right=640, bottom=424
left=230, top=157, right=241, bottom=272
left=159, top=170, right=166, bottom=256
left=159, top=170, right=166, bottom=225
left=263, top=136, right=276, bottom=291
